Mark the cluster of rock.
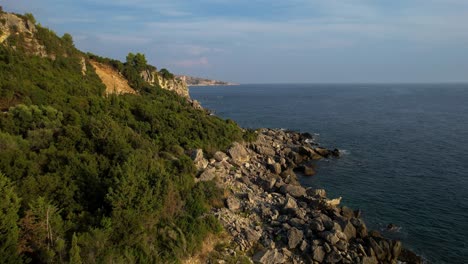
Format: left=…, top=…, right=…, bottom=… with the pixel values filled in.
left=140, top=69, right=189, bottom=98
left=192, top=129, right=407, bottom=264
left=0, top=12, right=48, bottom=57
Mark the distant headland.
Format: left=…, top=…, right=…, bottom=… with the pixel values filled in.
left=177, top=75, right=239, bottom=87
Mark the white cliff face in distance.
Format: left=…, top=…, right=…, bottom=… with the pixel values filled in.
left=176, top=75, right=238, bottom=87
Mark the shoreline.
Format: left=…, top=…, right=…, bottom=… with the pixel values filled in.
left=191, top=128, right=422, bottom=263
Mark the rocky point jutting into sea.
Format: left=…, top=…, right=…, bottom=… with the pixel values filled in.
left=190, top=128, right=422, bottom=264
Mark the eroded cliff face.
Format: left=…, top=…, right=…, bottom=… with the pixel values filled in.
left=141, top=69, right=189, bottom=98
left=0, top=13, right=48, bottom=57
left=91, top=60, right=136, bottom=95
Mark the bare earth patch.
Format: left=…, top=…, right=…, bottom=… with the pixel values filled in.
left=90, top=60, right=136, bottom=95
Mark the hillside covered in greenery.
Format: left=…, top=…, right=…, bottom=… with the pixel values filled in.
left=0, top=10, right=252, bottom=263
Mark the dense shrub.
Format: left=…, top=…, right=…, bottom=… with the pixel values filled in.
left=0, top=16, right=247, bottom=262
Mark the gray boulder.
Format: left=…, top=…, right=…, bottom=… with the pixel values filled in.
left=191, top=149, right=208, bottom=170
left=312, top=246, right=326, bottom=262
left=213, top=151, right=228, bottom=162
left=320, top=231, right=340, bottom=245
left=314, top=147, right=331, bottom=158
left=341, top=206, right=354, bottom=219
left=228, top=142, right=250, bottom=165
left=295, top=165, right=316, bottom=176
left=325, top=250, right=343, bottom=263
left=198, top=167, right=216, bottom=181
left=280, top=184, right=306, bottom=198
left=226, top=197, right=241, bottom=211
left=310, top=219, right=325, bottom=232
left=283, top=195, right=298, bottom=211
left=287, top=227, right=304, bottom=249
left=253, top=249, right=286, bottom=264
left=351, top=218, right=368, bottom=238
left=268, top=162, right=282, bottom=174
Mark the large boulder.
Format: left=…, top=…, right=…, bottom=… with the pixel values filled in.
left=198, top=167, right=216, bottom=181
left=254, top=145, right=276, bottom=157
left=228, top=142, right=250, bottom=165
left=319, top=231, right=340, bottom=245
left=226, top=196, right=241, bottom=211
left=351, top=218, right=368, bottom=238
left=310, top=219, right=325, bottom=232
left=368, top=237, right=386, bottom=260
left=253, top=249, right=286, bottom=264
left=191, top=149, right=208, bottom=170
left=338, top=220, right=357, bottom=241
left=313, top=147, right=331, bottom=158
left=213, top=151, right=228, bottom=162
left=287, top=227, right=304, bottom=249
left=312, top=246, right=326, bottom=262
left=283, top=195, right=298, bottom=211
left=341, top=206, right=355, bottom=219
left=268, top=162, right=282, bottom=174
left=325, top=250, right=343, bottom=263
left=294, top=165, right=316, bottom=176
left=279, top=184, right=306, bottom=198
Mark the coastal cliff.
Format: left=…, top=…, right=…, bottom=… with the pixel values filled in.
left=141, top=69, right=189, bottom=98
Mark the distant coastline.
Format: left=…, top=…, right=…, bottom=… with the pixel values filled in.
left=177, top=75, right=239, bottom=87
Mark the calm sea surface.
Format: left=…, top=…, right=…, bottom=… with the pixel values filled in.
left=190, top=84, right=468, bottom=264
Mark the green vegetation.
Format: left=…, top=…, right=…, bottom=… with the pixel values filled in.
left=0, top=12, right=249, bottom=263
left=159, top=68, right=175, bottom=79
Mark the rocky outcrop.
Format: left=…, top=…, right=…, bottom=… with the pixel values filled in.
left=141, top=69, right=189, bottom=98
left=192, top=128, right=408, bottom=263
left=0, top=12, right=47, bottom=57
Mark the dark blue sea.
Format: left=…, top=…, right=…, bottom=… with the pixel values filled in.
left=190, top=84, right=468, bottom=264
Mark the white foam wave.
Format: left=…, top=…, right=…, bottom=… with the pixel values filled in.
left=339, top=149, right=350, bottom=155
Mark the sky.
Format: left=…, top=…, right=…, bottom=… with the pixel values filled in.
left=2, top=0, right=468, bottom=83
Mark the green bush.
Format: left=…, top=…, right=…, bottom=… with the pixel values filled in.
left=0, top=15, right=249, bottom=262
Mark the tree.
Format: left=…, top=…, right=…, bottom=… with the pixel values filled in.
left=62, top=33, right=74, bottom=47
left=126, top=52, right=147, bottom=72
left=159, top=68, right=174, bottom=79
left=0, top=172, right=23, bottom=264
left=19, top=197, right=66, bottom=263
left=69, top=233, right=82, bottom=264
left=24, top=13, right=36, bottom=24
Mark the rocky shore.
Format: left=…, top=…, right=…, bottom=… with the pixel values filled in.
left=191, top=128, right=422, bottom=264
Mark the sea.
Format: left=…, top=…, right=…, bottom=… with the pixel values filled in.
left=190, top=83, right=468, bottom=264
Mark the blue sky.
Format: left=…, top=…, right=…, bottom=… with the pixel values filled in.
left=3, top=0, right=468, bottom=83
